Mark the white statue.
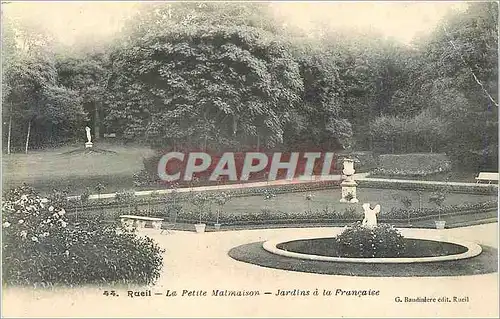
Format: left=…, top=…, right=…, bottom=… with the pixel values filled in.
left=362, top=203, right=380, bottom=229
left=85, top=126, right=92, bottom=143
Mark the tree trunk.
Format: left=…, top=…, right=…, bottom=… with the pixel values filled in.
left=25, top=120, right=31, bottom=154
left=94, top=103, right=100, bottom=140
left=7, top=113, right=12, bottom=155
left=232, top=115, right=237, bottom=136
left=257, top=134, right=260, bottom=152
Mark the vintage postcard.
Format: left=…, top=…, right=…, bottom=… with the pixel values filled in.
left=1, top=1, right=499, bottom=318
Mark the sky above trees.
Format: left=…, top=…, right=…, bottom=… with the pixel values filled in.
left=2, top=1, right=468, bottom=46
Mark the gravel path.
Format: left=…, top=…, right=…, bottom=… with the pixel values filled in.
left=3, top=223, right=498, bottom=318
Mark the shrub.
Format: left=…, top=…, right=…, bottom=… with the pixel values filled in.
left=334, top=222, right=407, bottom=258
left=343, top=206, right=359, bottom=219
left=115, top=189, right=137, bottom=214
left=370, top=112, right=448, bottom=154
left=391, top=193, right=413, bottom=208
left=373, top=153, right=452, bottom=176
left=2, top=185, right=165, bottom=287
left=357, top=179, right=497, bottom=195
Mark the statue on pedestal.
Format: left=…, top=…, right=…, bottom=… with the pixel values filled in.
left=85, top=126, right=92, bottom=143
left=85, top=126, right=93, bottom=148
left=362, top=203, right=381, bottom=229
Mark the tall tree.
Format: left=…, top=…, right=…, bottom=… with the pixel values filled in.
left=285, top=47, right=352, bottom=151
left=105, top=24, right=303, bottom=151
left=56, top=52, right=110, bottom=139
left=2, top=17, right=87, bottom=152
left=414, top=2, right=498, bottom=169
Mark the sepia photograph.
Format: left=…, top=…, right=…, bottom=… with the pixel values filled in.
left=1, top=1, right=499, bottom=317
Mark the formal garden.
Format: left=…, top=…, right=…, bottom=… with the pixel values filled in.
left=2, top=2, right=498, bottom=290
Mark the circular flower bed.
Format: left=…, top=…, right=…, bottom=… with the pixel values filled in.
left=277, top=238, right=468, bottom=258
left=262, top=223, right=482, bottom=264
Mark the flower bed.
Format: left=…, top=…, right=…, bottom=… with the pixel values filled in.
left=277, top=223, right=409, bottom=258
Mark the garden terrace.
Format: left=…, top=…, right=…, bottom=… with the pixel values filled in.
left=63, top=182, right=497, bottom=230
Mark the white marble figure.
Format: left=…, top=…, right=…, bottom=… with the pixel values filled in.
left=362, top=203, right=380, bottom=229
left=85, top=126, right=92, bottom=143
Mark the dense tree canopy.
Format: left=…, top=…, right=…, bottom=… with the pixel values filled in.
left=2, top=2, right=498, bottom=169
left=2, top=17, right=86, bottom=151
left=55, top=51, right=110, bottom=138
left=105, top=25, right=303, bottom=150
left=379, top=2, right=498, bottom=169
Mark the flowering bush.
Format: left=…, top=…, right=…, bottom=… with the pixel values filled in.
left=333, top=222, right=407, bottom=258
left=2, top=184, right=164, bottom=287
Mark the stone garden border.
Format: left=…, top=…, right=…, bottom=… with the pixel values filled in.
left=263, top=233, right=482, bottom=264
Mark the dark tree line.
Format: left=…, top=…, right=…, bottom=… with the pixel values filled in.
left=2, top=2, right=498, bottom=169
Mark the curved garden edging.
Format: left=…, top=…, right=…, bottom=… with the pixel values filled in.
left=262, top=233, right=482, bottom=264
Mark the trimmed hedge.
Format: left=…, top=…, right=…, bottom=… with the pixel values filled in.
left=357, top=179, right=498, bottom=195
left=372, top=153, right=451, bottom=176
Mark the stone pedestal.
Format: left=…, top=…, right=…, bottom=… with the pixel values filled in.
left=340, top=179, right=359, bottom=203
left=85, top=142, right=93, bottom=148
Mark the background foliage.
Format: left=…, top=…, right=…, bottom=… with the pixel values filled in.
left=2, top=2, right=498, bottom=170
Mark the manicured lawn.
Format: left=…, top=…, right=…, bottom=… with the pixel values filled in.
left=2, top=142, right=155, bottom=194
left=184, top=188, right=497, bottom=216
left=228, top=242, right=498, bottom=277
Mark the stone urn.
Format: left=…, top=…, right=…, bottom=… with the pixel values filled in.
left=340, top=158, right=359, bottom=203
left=435, top=220, right=446, bottom=230
left=194, top=223, right=206, bottom=233
left=342, top=159, right=355, bottom=176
